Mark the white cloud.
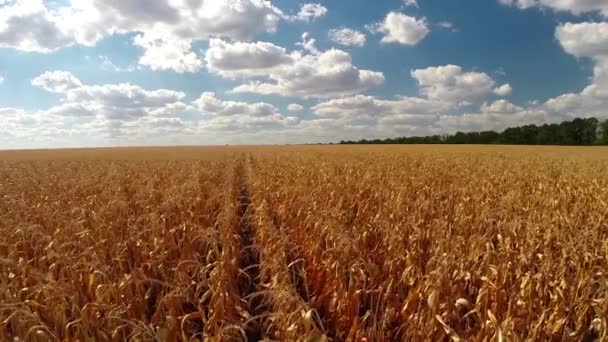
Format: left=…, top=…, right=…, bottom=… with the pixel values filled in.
left=232, top=48, right=385, bottom=98
left=122, top=117, right=188, bottom=137
left=32, top=71, right=187, bottom=124
left=198, top=113, right=299, bottom=131
left=480, top=100, right=523, bottom=113
left=555, top=22, right=608, bottom=59
left=6, top=72, right=307, bottom=145
left=288, top=104, right=304, bottom=112
left=542, top=22, right=608, bottom=118
left=404, top=0, right=418, bottom=7
left=297, top=32, right=320, bottom=55
left=0, top=0, right=80, bottom=53
left=0, top=107, right=32, bottom=124
left=499, top=0, right=608, bottom=16
left=0, top=75, right=4, bottom=84
left=65, top=85, right=186, bottom=121
left=0, top=107, right=42, bottom=141
left=207, top=39, right=384, bottom=98
left=368, top=12, right=429, bottom=45
left=439, top=21, right=608, bottom=134
left=43, top=102, right=97, bottom=117
left=133, top=32, right=203, bottom=73
left=193, top=93, right=299, bottom=132
left=84, top=0, right=284, bottom=41
left=0, top=0, right=297, bottom=57
left=411, top=65, right=496, bottom=104
left=493, top=83, right=513, bottom=96
left=205, top=38, right=295, bottom=78
left=193, top=92, right=280, bottom=117
left=6, top=5, right=608, bottom=146
left=98, top=56, right=137, bottom=72
left=328, top=28, right=366, bottom=47
left=313, top=95, right=449, bottom=118
left=407, top=21, right=608, bottom=134
left=287, top=3, right=328, bottom=22
left=438, top=21, right=455, bottom=30
left=378, top=114, right=438, bottom=128
left=498, top=0, right=538, bottom=10
left=31, top=71, right=83, bottom=93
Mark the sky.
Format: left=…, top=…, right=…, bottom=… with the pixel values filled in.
left=0, top=0, right=608, bottom=148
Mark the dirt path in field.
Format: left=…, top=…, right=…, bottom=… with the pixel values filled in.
left=266, top=207, right=311, bottom=303
left=235, top=156, right=267, bottom=341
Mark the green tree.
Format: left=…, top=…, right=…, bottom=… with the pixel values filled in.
left=600, top=120, right=608, bottom=145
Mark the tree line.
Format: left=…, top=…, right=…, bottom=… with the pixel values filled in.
left=340, top=118, right=608, bottom=146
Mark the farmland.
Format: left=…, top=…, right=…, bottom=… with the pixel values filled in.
left=1, top=145, right=608, bottom=341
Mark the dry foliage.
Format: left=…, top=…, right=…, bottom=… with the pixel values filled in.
left=0, top=145, right=607, bottom=341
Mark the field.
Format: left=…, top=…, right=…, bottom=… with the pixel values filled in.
left=1, top=145, right=608, bottom=341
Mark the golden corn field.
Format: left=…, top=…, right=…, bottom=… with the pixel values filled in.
left=1, top=145, right=608, bottom=341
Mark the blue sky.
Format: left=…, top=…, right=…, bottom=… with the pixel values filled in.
left=0, top=0, right=607, bottom=148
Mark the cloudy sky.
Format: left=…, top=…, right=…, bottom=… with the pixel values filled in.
left=1, top=0, right=607, bottom=148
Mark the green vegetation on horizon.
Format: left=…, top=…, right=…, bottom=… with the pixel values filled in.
left=340, top=117, right=608, bottom=146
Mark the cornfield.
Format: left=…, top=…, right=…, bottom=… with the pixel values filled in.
left=1, top=145, right=608, bottom=341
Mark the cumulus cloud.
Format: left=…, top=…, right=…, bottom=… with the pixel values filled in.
left=555, top=22, right=608, bottom=59
left=0, top=0, right=81, bottom=53
left=32, top=70, right=187, bottom=123
left=493, top=83, right=513, bottom=96
left=206, top=39, right=384, bottom=98
left=43, top=103, right=97, bottom=117
left=65, top=84, right=186, bottom=120
left=411, top=65, right=496, bottom=104
left=0, top=107, right=42, bottom=141
left=133, top=32, right=203, bottom=73
left=286, top=3, right=328, bottom=22
left=498, top=0, right=608, bottom=16
left=378, top=114, right=438, bottom=128
left=294, top=64, right=539, bottom=137
left=205, top=38, right=295, bottom=78
left=542, top=22, right=608, bottom=118
left=437, top=21, right=608, bottom=135
left=193, top=92, right=280, bottom=117
left=193, top=93, right=299, bottom=131
left=0, top=107, right=34, bottom=125
left=328, top=28, right=367, bottom=47
left=5, top=72, right=299, bottom=145
left=288, top=104, right=304, bottom=112
left=368, top=12, right=429, bottom=45
left=0, top=0, right=316, bottom=60
left=404, top=0, right=418, bottom=7
left=480, top=100, right=523, bottom=113
left=232, top=49, right=385, bottom=98
left=313, top=95, right=449, bottom=118
left=308, top=66, right=527, bottom=136
left=198, top=113, right=299, bottom=132
left=6, top=1, right=608, bottom=145
left=297, top=32, right=321, bottom=55
left=31, top=71, right=83, bottom=93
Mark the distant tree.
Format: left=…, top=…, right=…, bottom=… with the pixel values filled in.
left=479, top=131, right=500, bottom=144
left=600, top=120, right=608, bottom=145
left=449, top=132, right=468, bottom=144
left=568, top=118, right=598, bottom=145
left=501, top=127, right=523, bottom=144
left=338, top=117, right=602, bottom=146
left=536, top=124, right=560, bottom=145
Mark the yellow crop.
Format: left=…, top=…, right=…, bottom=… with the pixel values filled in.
left=1, top=145, right=607, bottom=341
